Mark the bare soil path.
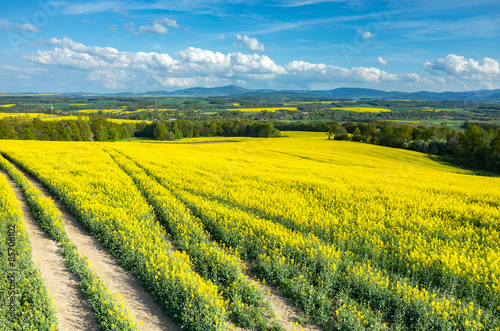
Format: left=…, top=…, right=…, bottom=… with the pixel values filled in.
left=8, top=162, right=181, bottom=331
left=243, top=262, right=323, bottom=331
left=0, top=170, right=99, bottom=331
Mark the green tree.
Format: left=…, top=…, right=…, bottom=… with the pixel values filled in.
left=77, top=120, right=93, bottom=141
left=393, top=125, right=413, bottom=147
left=0, top=120, right=11, bottom=139
left=154, top=123, right=170, bottom=141
left=459, top=125, right=485, bottom=153
left=352, top=127, right=362, bottom=142
left=10, top=130, right=19, bottom=140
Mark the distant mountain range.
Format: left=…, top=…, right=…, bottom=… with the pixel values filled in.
left=9, top=85, right=500, bottom=102
left=126, top=85, right=500, bottom=102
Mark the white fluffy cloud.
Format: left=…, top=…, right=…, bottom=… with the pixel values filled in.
left=422, top=54, right=500, bottom=81
left=26, top=38, right=285, bottom=89
left=176, top=47, right=285, bottom=75
left=25, top=37, right=452, bottom=90
left=376, top=56, right=387, bottom=66
left=285, top=60, right=422, bottom=83
left=234, top=34, right=265, bottom=52
left=29, top=38, right=176, bottom=72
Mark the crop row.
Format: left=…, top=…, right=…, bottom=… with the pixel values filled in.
left=106, top=148, right=281, bottom=330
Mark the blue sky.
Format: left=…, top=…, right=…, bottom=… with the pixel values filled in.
left=1, top=0, right=499, bottom=93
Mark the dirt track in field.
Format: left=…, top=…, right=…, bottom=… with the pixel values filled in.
left=8, top=162, right=181, bottom=331
left=243, top=262, right=323, bottom=331
left=1, top=170, right=99, bottom=331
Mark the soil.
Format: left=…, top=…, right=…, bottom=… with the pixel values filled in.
left=243, top=262, right=323, bottom=331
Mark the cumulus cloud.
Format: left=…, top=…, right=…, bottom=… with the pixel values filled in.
left=176, top=47, right=285, bottom=75
left=26, top=37, right=448, bottom=91
left=376, top=56, right=387, bottom=66
left=234, top=34, right=265, bottom=52
left=82, top=19, right=96, bottom=24
left=17, top=23, right=40, bottom=32
left=28, top=38, right=177, bottom=71
left=422, top=54, right=500, bottom=81
left=285, top=60, right=422, bottom=83
left=26, top=38, right=285, bottom=89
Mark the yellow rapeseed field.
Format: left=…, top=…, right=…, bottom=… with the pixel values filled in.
left=1, top=132, right=499, bottom=330
left=333, top=107, right=391, bottom=112
left=0, top=112, right=54, bottom=119
left=227, top=107, right=298, bottom=112
left=77, top=108, right=124, bottom=113
left=421, top=107, right=462, bottom=112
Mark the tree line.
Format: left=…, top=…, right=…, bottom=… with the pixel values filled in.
left=135, top=119, right=281, bottom=140
left=0, top=116, right=280, bottom=142
left=0, top=116, right=134, bottom=141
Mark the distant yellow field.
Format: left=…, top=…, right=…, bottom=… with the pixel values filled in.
left=431, top=123, right=455, bottom=126
left=38, top=116, right=152, bottom=124
left=0, top=104, right=16, bottom=108
left=389, top=120, right=422, bottom=124
left=40, top=116, right=89, bottom=121
left=389, top=120, right=455, bottom=127
left=109, top=119, right=153, bottom=124
left=232, top=103, right=240, bottom=106
left=0, top=112, right=53, bottom=119
left=334, top=107, right=391, bottom=112
left=138, top=108, right=175, bottom=112
left=421, top=107, right=461, bottom=112
left=121, top=109, right=176, bottom=114
left=77, top=109, right=124, bottom=113
left=227, top=107, right=298, bottom=112
left=285, top=101, right=356, bottom=105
